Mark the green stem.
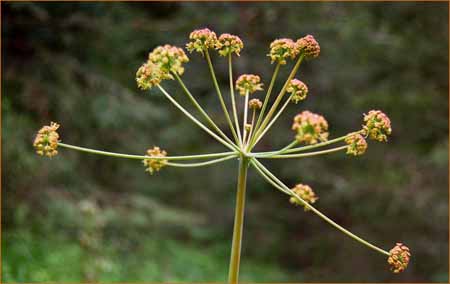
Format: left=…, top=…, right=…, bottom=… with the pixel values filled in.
left=157, top=85, right=237, bottom=152
left=229, top=54, right=242, bottom=147
left=205, top=50, right=240, bottom=145
left=245, top=110, right=256, bottom=149
left=256, top=145, right=348, bottom=159
left=173, top=73, right=236, bottom=147
left=250, top=159, right=390, bottom=256
left=166, top=155, right=237, bottom=167
left=251, top=63, right=281, bottom=143
left=58, top=143, right=235, bottom=161
left=251, top=54, right=304, bottom=150
left=242, top=91, right=249, bottom=143
left=228, top=156, right=249, bottom=284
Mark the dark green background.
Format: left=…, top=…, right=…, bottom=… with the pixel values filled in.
left=2, top=2, right=449, bottom=282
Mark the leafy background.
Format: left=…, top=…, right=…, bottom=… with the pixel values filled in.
left=2, top=2, right=448, bottom=282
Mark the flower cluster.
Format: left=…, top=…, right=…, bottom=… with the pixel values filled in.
left=248, top=98, right=263, bottom=110
left=216, top=33, right=244, bottom=56
left=287, top=79, right=308, bottom=103
left=143, top=146, right=168, bottom=175
left=289, top=183, right=318, bottom=211
left=136, top=61, right=164, bottom=90
left=292, top=111, right=329, bottom=144
left=148, top=45, right=189, bottom=77
left=363, top=110, right=392, bottom=142
left=235, top=74, right=263, bottom=96
left=33, top=122, right=60, bottom=157
left=268, top=38, right=298, bottom=65
left=186, top=28, right=218, bottom=54
left=345, top=133, right=368, bottom=156
left=296, top=35, right=320, bottom=59
left=388, top=243, right=411, bottom=273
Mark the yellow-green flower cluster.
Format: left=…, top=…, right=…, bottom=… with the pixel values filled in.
left=296, top=35, right=320, bottom=59
left=345, top=133, right=367, bottom=156
left=292, top=111, right=329, bottom=144
left=186, top=28, right=218, bottom=54
left=216, top=33, right=243, bottom=56
left=136, top=61, right=164, bottom=90
left=388, top=243, right=411, bottom=273
left=33, top=122, right=60, bottom=157
left=362, top=110, right=392, bottom=142
left=235, top=74, right=263, bottom=96
left=289, top=183, right=318, bottom=211
left=143, top=146, right=168, bottom=175
left=268, top=38, right=298, bottom=65
left=287, top=79, right=308, bottom=104
left=248, top=98, right=263, bottom=110
left=148, top=45, right=189, bottom=77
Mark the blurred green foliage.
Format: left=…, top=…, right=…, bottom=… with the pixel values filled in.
left=2, top=2, right=448, bottom=282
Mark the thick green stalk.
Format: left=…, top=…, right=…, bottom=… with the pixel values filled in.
left=205, top=50, right=240, bottom=145
left=58, top=143, right=235, bottom=161
left=173, top=73, right=236, bottom=147
left=228, top=156, right=249, bottom=284
left=228, top=54, right=242, bottom=146
left=250, top=159, right=390, bottom=256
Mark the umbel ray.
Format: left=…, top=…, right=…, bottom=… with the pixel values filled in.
left=34, top=28, right=411, bottom=283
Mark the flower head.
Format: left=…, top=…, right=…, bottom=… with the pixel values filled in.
left=292, top=111, right=329, bottom=144
left=143, top=146, right=168, bottom=175
left=248, top=98, right=263, bottom=110
left=362, top=110, right=392, bottom=142
left=289, top=183, right=318, bottom=211
left=136, top=61, right=164, bottom=90
left=287, top=79, right=308, bottom=103
left=216, top=33, right=244, bottom=56
left=268, top=38, right=298, bottom=65
left=34, top=122, right=60, bottom=157
left=235, top=74, right=263, bottom=96
left=186, top=28, right=218, bottom=54
left=296, top=35, right=320, bottom=59
left=388, top=243, right=411, bottom=273
left=345, top=133, right=368, bottom=156
left=148, top=45, right=189, bottom=78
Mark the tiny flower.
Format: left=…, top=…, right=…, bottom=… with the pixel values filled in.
left=136, top=61, right=164, bottom=90
left=268, top=38, right=298, bottom=65
left=345, top=133, right=368, bottom=156
left=33, top=122, right=60, bottom=157
left=388, top=243, right=411, bottom=273
left=186, top=28, right=218, bottom=54
left=244, top=124, right=252, bottom=132
left=148, top=45, right=189, bottom=78
left=235, top=74, right=263, bottom=96
left=216, top=33, right=244, bottom=56
left=292, top=111, right=329, bottom=144
left=362, top=110, right=392, bottom=142
left=296, top=35, right=320, bottom=59
left=248, top=98, right=263, bottom=110
left=289, top=183, right=318, bottom=211
left=143, top=146, right=168, bottom=175
left=287, top=79, right=308, bottom=103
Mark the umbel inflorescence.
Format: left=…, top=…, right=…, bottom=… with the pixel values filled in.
left=34, top=28, right=410, bottom=282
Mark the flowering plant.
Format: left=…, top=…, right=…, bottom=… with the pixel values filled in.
left=34, top=28, right=410, bottom=282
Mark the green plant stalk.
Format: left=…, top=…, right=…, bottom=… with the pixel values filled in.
left=174, top=73, right=236, bottom=147
left=157, top=85, right=237, bottom=152
left=255, top=130, right=364, bottom=157
left=58, top=143, right=235, bottom=161
left=245, top=109, right=256, bottom=149
left=166, top=154, right=237, bottom=167
left=228, top=156, right=249, bottom=284
left=250, top=159, right=390, bottom=256
left=259, top=145, right=348, bottom=159
left=250, top=54, right=304, bottom=149
left=205, top=49, right=240, bottom=145
left=229, top=54, right=243, bottom=147
left=251, top=63, right=281, bottom=143
left=241, top=90, right=250, bottom=145
left=251, top=93, right=294, bottom=147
